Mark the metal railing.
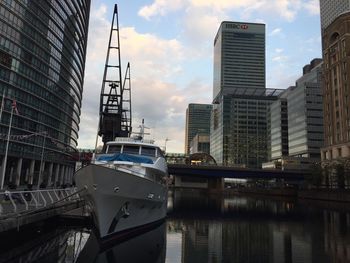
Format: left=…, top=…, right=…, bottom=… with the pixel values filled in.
left=0, top=187, right=84, bottom=217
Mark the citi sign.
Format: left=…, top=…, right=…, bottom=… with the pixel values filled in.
left=226, top=23, right=249, bottom=30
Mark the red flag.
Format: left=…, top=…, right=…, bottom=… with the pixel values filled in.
left=12, top=99, right=19, bottom=115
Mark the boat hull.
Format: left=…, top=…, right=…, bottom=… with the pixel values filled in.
left=75, top=164, right=168, bottom=240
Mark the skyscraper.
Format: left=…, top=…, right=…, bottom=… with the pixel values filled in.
left=320, top=0, right=350, bottom=30
left=213, top=22, right=265, bottom=101
left=185, top=104, right=212, bottom=154
left=0, top=1, right=90, bottom=188
left=211, top=21, right=281, bottom=168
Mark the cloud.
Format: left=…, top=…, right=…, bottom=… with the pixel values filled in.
left=303, top=0, right=320, bottom=15
left=119, top=27, right=184, bottom=80
left=79, top=3, right=190, bottom=152
left=269, top=28, right=282, bottom=36
left=182, top=7, right=222, bottom=45
left=272, top=55, right=288, bottom=62
left=275, top=48, right=284, bottom=53
left=138, top=0, right=185, bottom=20
left=139, top=0, right=318, bottom=23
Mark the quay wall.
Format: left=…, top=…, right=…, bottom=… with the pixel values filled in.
left=227, top=188, right=350, bottom=203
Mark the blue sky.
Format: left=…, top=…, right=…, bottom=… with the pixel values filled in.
left=78, top=0, right=321, bottom=153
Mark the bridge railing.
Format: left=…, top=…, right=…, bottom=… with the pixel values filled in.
left=0, top=188, right=83, bottom=218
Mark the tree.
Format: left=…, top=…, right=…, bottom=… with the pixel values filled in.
left=335, top=163, right=345, bottom=189
left=306, top=163, right=323, bottom=188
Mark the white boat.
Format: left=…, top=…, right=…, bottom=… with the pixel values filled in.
left=75, top=133, right=168, bottom=243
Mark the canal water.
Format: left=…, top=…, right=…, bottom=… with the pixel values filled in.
left=1, top=189, right=349, bottom=263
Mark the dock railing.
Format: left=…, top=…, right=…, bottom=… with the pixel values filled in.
left=0, top=187, right=84, bottom=217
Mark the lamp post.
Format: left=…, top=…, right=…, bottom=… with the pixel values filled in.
left=164, top=138, right=170, bottom=153
left=37, top=132, right=47, bottom=189
left=0, top=106, right=14, bottom=189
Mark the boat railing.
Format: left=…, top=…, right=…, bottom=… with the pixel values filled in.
left=0, top=187, right=84, bottom=217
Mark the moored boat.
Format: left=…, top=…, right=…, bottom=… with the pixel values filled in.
left=75, top=134, right=168, bottom=242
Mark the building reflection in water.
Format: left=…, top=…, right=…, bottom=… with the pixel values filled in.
left=1, top=189, right=350, bottom=263
left=167, top=189, right=350, bottom=263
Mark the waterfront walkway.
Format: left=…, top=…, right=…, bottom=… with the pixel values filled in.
left=0, top=188, right=86, bottom=233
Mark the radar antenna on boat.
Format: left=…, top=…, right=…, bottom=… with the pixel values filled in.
left=132, top=119, right=151, bottom=141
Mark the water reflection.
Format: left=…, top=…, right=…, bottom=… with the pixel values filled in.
left=1, top=189, right=350, bottom=263
left=167, top=189, right=350, bottom=263
left=76, top=223, right=166, bottom=263
left=0, top=223, right=89, bottom=263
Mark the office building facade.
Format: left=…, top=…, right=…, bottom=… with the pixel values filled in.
left=190, top=134, right=210, bottom=155
left=268, top=94, right=289, bottom=161
left=213, top=22, right=265, bottom=101
left=321, top=12, right=350, bottom=160
left=185, top=104, right=212, bottom=154
left=211, top=88, right=282, bottom=168
left=287, top=59, right=324, bottom=160
left=0, top=0, right=90, bottom=188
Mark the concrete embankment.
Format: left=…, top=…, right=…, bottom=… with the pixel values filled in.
left=226, top=188, right=350, bottom=203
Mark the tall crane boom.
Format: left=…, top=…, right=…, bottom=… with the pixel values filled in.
left=98, top=4, right=132, bottom=147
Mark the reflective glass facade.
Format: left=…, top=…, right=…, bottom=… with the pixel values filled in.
left=185, top=104, right=212, bottom=154
left=211, top=89, right=280, bottom=168
left=287, top=60, right=323, bottom=159
left=213, top=22, right=265, bottom=101
left=268, top=97, right=289, bottom=161
left=0, top=1, right=90, bottom=167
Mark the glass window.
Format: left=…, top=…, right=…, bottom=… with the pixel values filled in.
left=141, top=146, right=156, bottom=157
left=123, top=145, right=140, bottom=155
left=107, top=145, right=121, bottom=154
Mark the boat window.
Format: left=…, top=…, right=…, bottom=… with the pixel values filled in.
left=122, top=145, right=140, bottom=155
left=107, top=145, right=122, bottom=153
left=141, top=146, right=156, bottom=157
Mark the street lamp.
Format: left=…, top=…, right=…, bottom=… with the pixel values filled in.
left=164, top=138, right=170, bottom=153
left=37, top=131, right=47, bottom=189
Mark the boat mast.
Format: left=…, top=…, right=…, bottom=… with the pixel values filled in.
left=98, top=4, right=132, bottom=148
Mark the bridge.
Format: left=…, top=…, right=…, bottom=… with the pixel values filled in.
left=168, top=164, right=308, bottom=190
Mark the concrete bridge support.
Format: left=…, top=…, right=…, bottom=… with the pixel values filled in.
left=208, top=178, right=224, bottom=192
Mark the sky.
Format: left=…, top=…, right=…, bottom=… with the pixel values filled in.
left=77, top=0, right=322, bottom=153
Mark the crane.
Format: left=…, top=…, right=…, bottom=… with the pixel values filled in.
left=97, top=4, right=132, bottom=149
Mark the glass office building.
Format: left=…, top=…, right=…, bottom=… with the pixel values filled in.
left=287, top=59, right=324, bottom=159
left=211, top=88, right=282, bottom=168
left=185, top=104, right=212, bottom=154
left=213, top=22, right=265, bottom=101
left=268, top=96, right=289, bottom=161
left=211, top=21, right=280, bottom=168
left=0, top=0, right=90, bottom=188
